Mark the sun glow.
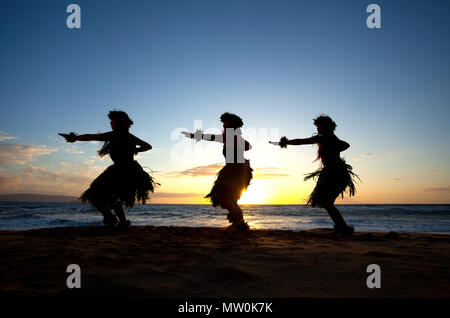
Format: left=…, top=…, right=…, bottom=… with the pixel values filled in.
left=238, top=187, right=266, bottom=204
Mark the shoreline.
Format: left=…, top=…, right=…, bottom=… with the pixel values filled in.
left=2, top=223, right=450, bottom=236
left=1, top=226, right=450, bottom=235
left=1, top=225, right=449, bottom=298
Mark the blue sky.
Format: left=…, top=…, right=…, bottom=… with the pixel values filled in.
left=0, top=0, right=449, bottom=203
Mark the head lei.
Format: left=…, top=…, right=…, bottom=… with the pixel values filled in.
left=108, top=110, right=133, bottom=129
left=220, top=112, right=244, bottom=129
left=313, top=115, right=337, bottom=132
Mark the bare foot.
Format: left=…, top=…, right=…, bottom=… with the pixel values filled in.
left=333, top=225, right=355, bottom=236
left=228, top=222, right=250, bottom=231
left=118, top=220, right=131, bottom=230
left=103, top=213, right=118, bottom=228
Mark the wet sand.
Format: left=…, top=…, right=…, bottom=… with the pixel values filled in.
left=0, top=226, right=449, bottom=298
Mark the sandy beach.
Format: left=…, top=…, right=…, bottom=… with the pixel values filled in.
left=0, top=226, right=449, bottom=298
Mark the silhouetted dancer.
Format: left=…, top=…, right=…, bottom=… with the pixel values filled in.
left=59, top=110, right=158, bottom=229
left=182, top=112, right=253, bottom=231
left=270, top=115, right=359, bottom=235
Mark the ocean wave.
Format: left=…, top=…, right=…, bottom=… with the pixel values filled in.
left=0, top=203, right=449, bottom=232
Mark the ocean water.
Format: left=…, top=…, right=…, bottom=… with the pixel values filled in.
left=0, top=203, right=449, bottom=233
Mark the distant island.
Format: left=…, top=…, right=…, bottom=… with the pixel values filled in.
left=0, top=193, right=79, bottom=203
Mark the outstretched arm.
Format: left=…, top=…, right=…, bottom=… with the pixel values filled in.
left=181, top=131, right=223, bottom=143
left=285, top=137, right=316, bottom=146
left=59, top=132, right=110, bottom=142
left=270, top=136, right=316, bottom=147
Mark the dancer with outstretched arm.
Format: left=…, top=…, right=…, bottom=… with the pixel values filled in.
left=59, top=110, right=158, bottom=229
left=270, top=115, right=359, bottom=235
left=181, top=112, right=253, bottom=231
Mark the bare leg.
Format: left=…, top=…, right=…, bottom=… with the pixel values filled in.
left=221, top=200, right=248, bottom=230
left=324, top=204, right=353, bottom=233
left=231, top=202, right=245, bottom=224
left=324, top=205, right=346, bottom=228
left=220, top=200, right=235, bottom=224
left=113, top=204, right=128, bottom=223
left=324, top=204, right=347, bottom=228
left=91, top=201, right=118, bottom=226
left=222, top=201, right=240, bottom=224
left=232, top=202, right=249, bottom=230
left=113, top=204, right=131, bottom=229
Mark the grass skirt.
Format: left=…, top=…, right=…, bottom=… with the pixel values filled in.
left=205, top=160, right=253, bottom=208
left=80, top=160, right=157, bottom=208
left=304, top=159, right=359, bottom=208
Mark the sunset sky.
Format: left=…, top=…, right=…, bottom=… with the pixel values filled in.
left=0, top=0, right=449, bottom=204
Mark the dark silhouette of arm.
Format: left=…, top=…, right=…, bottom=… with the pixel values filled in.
left=201, top=133, right=223, bottom=143
left=134, top=136, right=152, bottom=154
left=285, top=137, right=316, bottom=146
left=244, top=140, right=252, bottom=151
left=76, top=133, right=110, bottom=141
left=59, top=132, right=110, bottom=142
left=181, top=131, right=223, bottom=143
left=338, top=140, right=350, bottom=151
left=230, top=135, right=252, bottom=151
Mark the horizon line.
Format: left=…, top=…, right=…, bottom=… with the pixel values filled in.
left=0, top=201, right=449, bottom=205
